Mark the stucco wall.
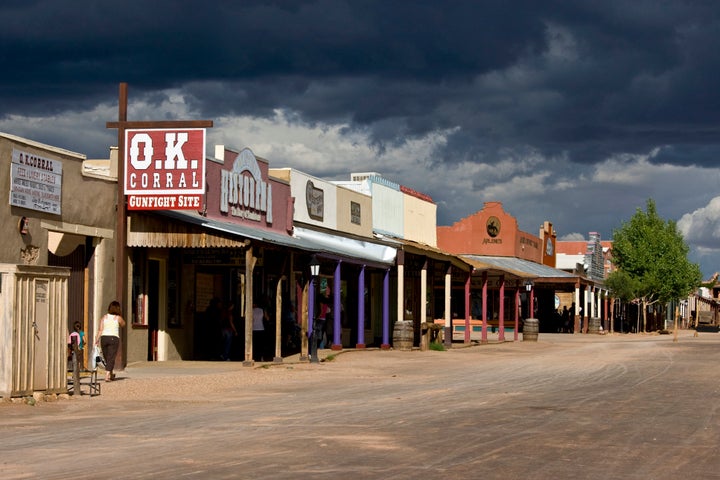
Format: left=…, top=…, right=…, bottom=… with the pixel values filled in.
left=437, top=202, right=521, bottom=256
left=336, top=185, right=372, bottom=238
left=371, top=180, right=403, bottom=238
left=286, top=170, right=338, bottom=229
left=0, top=133, right=116, bottom=265
left=403, top=193, right=437, bottom=246
left=206, top=148, right=292, bottom=234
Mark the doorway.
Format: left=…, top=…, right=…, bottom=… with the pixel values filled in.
left=147, top=260, right=160, bottom=361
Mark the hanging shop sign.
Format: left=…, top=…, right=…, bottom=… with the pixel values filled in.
left=124, top=128, right=206, bottom=210
left=9, top=149, right=63, bottom=214
left=219, top=148, right=273, bottom=223
left=305, top=180, right=324, bottom=221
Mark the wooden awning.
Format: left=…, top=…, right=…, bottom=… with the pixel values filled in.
left=127, top=213, right=248, bottom=248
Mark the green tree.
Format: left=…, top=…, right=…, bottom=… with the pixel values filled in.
left=608, top=199, right=702, bottom=332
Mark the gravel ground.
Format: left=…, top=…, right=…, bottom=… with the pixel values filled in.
left=2, top=329, right=719, bottom=480
left=70, top=329, right=692, bottom=403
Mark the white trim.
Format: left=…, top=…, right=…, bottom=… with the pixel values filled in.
left=41, top=220, right=114, bottom=239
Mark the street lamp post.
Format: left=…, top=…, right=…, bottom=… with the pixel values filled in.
left=524, top=280, right=534, bottom=318
left=309, top=255, right=320, bottom=364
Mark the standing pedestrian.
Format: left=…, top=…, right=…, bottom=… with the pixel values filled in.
left=252, top=302, right=269, bottom=361
left=94, top=301, right=126, bottom=382
left=220, top=303, right=237, bottom=361
left=68, top=321, right=86, bottom=370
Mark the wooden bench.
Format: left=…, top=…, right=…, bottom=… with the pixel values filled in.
left=433, top=319, right=516, bottom=336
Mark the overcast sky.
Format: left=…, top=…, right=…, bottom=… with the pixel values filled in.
left=2, top=1, right=720, bottom=277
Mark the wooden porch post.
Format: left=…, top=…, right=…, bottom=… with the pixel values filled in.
left=273, top=277, right=284, bottom=363
left=481, top=271, right=488, bottom=344
left=498, top=275, right=505, bottom=342
left=243, top=247, right=256, bottom=366
left=443, top=264, right=452, bottom=348
left=514, top=284, right=520, bottom=341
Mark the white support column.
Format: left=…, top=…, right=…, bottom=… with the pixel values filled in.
left=575, top=285, right=581, bottom=333
left=397, top=263, right=404, bottom=321
left=420, top=262, right=427, bottom=325
left=444, top=268, right=451, bottom=328
left=444, top=266, right=452, bottom=347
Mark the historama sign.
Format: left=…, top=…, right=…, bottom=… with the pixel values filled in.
left=124, top=128, right=206, bottom=210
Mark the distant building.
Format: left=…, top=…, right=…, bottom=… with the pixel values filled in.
left=556, top=233, right=613, bottom=280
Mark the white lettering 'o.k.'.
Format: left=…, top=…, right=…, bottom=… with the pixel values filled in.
left=129, top=133, right=154, bottom=170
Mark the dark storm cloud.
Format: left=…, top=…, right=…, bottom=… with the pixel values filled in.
left=1, top=1, right=543, bottom=101
left=2, top=0, right=720, bottom=168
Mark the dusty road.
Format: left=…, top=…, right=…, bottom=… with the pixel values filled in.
left=2, top=331, right=719, bottom=479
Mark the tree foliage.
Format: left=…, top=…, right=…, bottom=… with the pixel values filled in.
left=605, top=270, right=640, bottom=302
left=607, top=199, right=702, bottom=330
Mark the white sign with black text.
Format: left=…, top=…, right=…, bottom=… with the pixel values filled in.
left=9, top=149, right=63, bottom=215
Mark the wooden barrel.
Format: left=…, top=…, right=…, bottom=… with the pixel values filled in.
left=523, top=318, right=539, bottom=342
left=588, top=317, right=601, bottom=334
left=393, top=321, right=414, bottom=351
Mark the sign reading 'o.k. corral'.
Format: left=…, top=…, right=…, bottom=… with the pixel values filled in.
left=219, top=148, right=272, bottom=223
left=10, top=149, right=63, bottom=215
left=124, top=128, right=206, bottom=210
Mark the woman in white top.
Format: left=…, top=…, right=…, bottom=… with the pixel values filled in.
left=94, top=301, right=126, bottom=382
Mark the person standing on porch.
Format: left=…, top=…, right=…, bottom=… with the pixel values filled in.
left=95, top=301, right=126, bottom=382
left=252, top=302, right=269, bottom=361
left=220, top=303, right=237, bottom=361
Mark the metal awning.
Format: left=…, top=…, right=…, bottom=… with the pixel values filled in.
left=384, top=237, right=473, bottom=271
left=293, top=226, right=396, bottom=266
left=462, top=255, right=577, bottom=281
left=155, top=211, right=396, bottom=266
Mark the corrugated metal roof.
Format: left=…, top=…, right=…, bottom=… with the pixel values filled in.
left=386, top=237, right=472, bottom=271
left=463, top=255, right=576, bottom=279
left=157, top=211, right=397, bottom=266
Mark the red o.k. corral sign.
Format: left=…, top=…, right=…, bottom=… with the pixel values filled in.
left=124, top=128, right=206, bottom=210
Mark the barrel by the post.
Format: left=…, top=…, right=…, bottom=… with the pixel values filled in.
left=393, top=321, right=413, bottom=351
left=523, top=318, right=539, bottom=342
left=588, top=317, right=601, bottom=334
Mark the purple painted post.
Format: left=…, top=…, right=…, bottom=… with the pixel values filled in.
left=357, top=265, right=366, bottom=347
left=333, top=260, right=342, bottom=349
left=382, top=268, right=390, bottom=348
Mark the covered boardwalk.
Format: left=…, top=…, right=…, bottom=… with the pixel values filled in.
left=463, top=255, right=605, bottom=335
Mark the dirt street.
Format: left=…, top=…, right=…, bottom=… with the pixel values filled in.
left=2, top=331, right=719, bottom=479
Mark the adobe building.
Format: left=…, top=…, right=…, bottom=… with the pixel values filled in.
left=0, top=133, right=116, bottom=324
left=438, top=202, right=604, bottom=335
left=0, top=132, right=116, bottom=396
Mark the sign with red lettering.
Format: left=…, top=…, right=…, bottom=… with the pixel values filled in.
left=124, top=128, right=206, bottom=210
